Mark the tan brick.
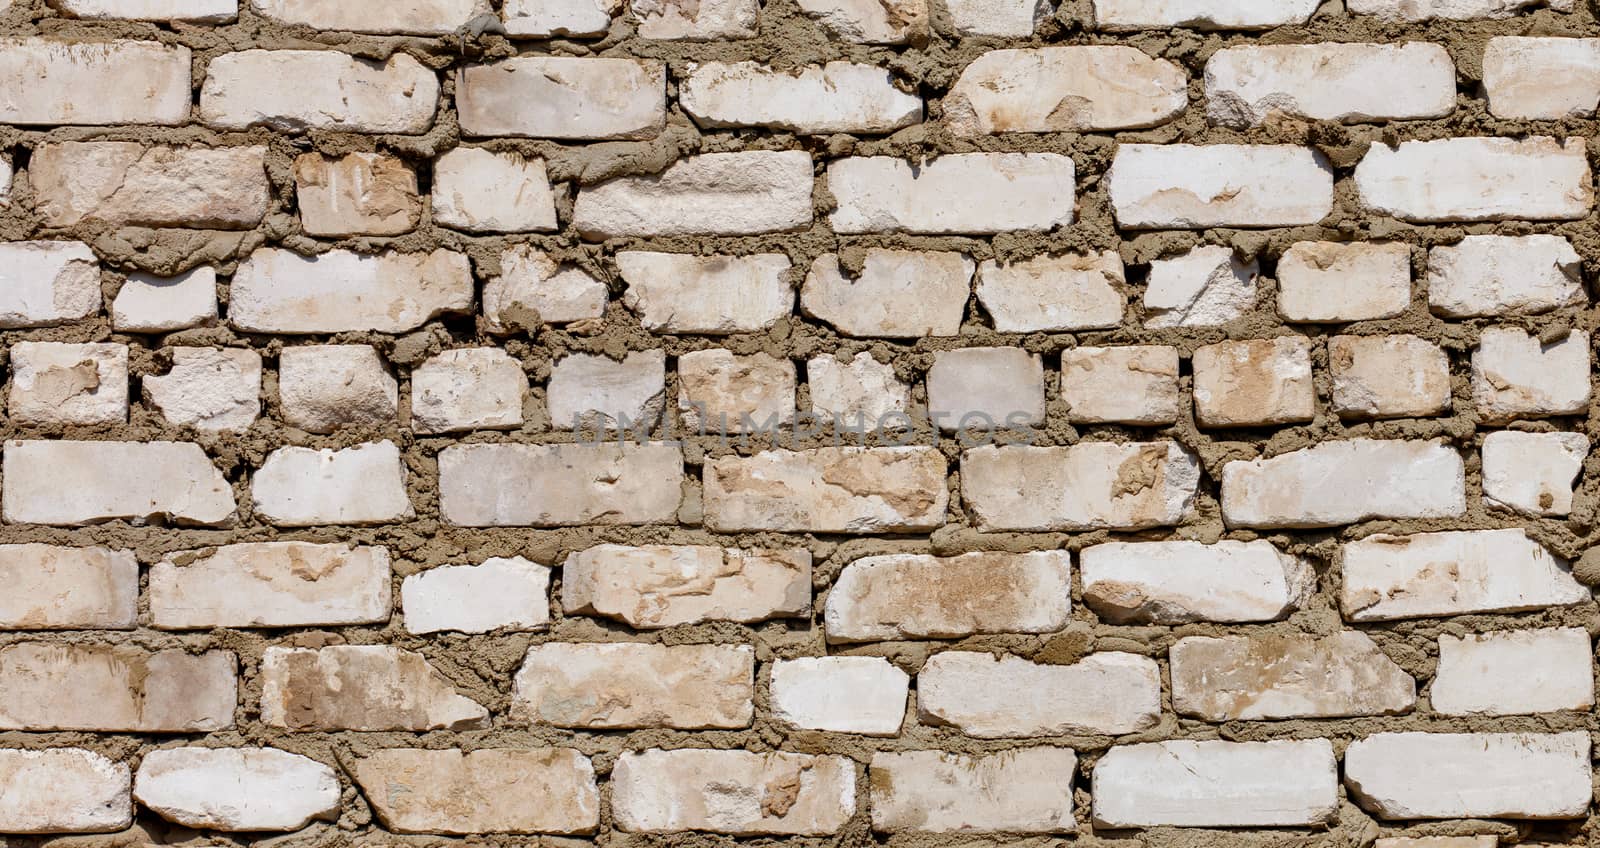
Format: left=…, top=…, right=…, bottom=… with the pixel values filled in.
left=134, top=748, right=339, bottom=832
left=32, top=142, right=269, bottom=229
left=825, top=551, right=1071, bottom=643
left=1110, top=144, right=1333, bottom=228
left=3, top=440, right=235, bottom=527
left=356, top=749, right=598, bottom=835
left=1192, top=337, right=1315, bottom=428
left=230, top=248, right=473, bottom=334
left=0, top=544, right=138, bottom=630
left=1471, top=328, right=1591, bottom=423
left=260, top=646, right=488, bottom=731
left=575, top=151, right=813, bottom=239
left=0, top=38, right=190, bottom=125
left=563, top=545, right=810, bottom=628
left=201, top=50, right=438, bottom=133
left=1329, top=335, right=1452, bottom=420
left=432, top=148, right=557, bottom=233
left=1356, top=137, right=1592, bottom=222
left=612, top=749, right=855, bottom=834
left=439, top=443, right=684, bottom=526
left=870, top=748, right=1076, bottom=833
left=251, top=441, right=413, bottom=527
left=703, top=447, right=948, bottom=533
left=294, top=152, right=420, bottom=237
left=801, top=249, right=973, bottom=338
left=962, top=442, right=1199, bottom=531
left=634, top=0, right=757, bottom=39
left=250, top=0, right=487, bottom=33
left=0, top=241, right=102, bottom=329
left=411, top=347, right=526, bottom=434
left=678, top=349, right=796, bottom=433
left=1221, top=440, right=1465, bottom=528
left=458, top=57, right=665, bottom=139
left=829, top=153, right=1075, bottom=234
left=513, top=643, right=753, bottom=729
left=948, top=46, right=1186, bottom=135
left=681, top=61, right=920, bottom=134
left=0, top=644, right=235, bottom=731
left=1060, top=346, right=1182, bottom=426
left=1277, top=241, right=1412, bottom=323
left=278, top=345, right=397, bottom=433
left=0, top=749, right=131, bottom=834
left=1081, top=540, right=1314, bottom=624
left=8, top=341, right=128, bottom=426
left=150, top=542, right=391, bottom=629
left=977, top=252, right=1125, bottom=333
left=1171, top=632, right=1415, bottom=720
left=918, top=651, right=1161, bottom=737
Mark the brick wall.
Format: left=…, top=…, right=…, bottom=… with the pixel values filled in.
left=0, top=0, right=1595, bottom=846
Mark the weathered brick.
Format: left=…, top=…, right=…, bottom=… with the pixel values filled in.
left=0, top=544, right=137, bottom=630
left=1375, top=838, right=1496, bottom=848
left=232, top=248, right=471, bottom=333
left=927, top=347, right=1045, bottom=431
left=1221, top=440, right=1466, bottom=528
left=278, top=345, right=397, bottom=433
left=1091, top=0, right=1319, bottom=30
left=250, top=0, right=486, bottom=33
left=134, top=748, right=339, bottom=832
left=112, top=267, right=218, bottom=333
left=150, top=542, right=391, bottom=629
left=8, top=341, right=129, bottom=426
left=439, top=443, right=684, bottom=526
left=1092, top=740, right=1337, bottom=827
left=796, top=0, right=923, bottom=43
left=946, top=0, right=1048, bottom=35
left=1348, top=0, right=1575, bottom=20
left=3, top=440, right=235, bottom=527
left=432, top=148, right=557, bottom=233
left=260, top=646, right=488, bottom=731
left=1344, top=732, right=1590, bottom=819
left=962, top=442, right=1199, bottom=531
left=1341, top=529, right=1586, bottom=621
left=702, top=447, right=948, bottom=533
left=870, top=748, right=1077, bottom=833
left=574, top=151, right=813, bottom=238
left=294, top=152, right=420, bottom=237
left=252, top=441, right=413, bottom=527
left=53, top=0, right=237, bottom=21
left=635, top=0, right=757, bottom=39
left=502, top=0, right=618, bottom=36
left=619, top=251, right=793, bottom=334
left=547, top=350, right=667, bottom=430
left=487, top=247, right=608, bottom=329
left=825, top=551, right=1071, bottom=643
left=1329, top=335, right=1452, bottom=420
left=1426, top=234, right=1584, bottom=317
left=0, top=644, right=235, bottom=731
left=563, top=545, right=810, bottom=628
left=1060, top=346, right=1182, bottom=425
left=143, top=347, right=261, bottom=433
left=611, top=750, right=855, bottom=834
left=1471, top=328, right=1591, bottom=423
left=1482, top=430, right=1588, bottom=516
left=32, top=142, right=270, bottom=229
left=1206, top=43, right=1455, bottom=127
left=201, top=50, right=438, bottom=132
left=1172, top=632, right=1415, bottom=720
left=513, top=643, right=753, bottom=729
left=681, top=61, right=920, bottom=134
left=769, top=656, right=907, bottom=735
left=679, top=349, right=795, bottom=432
left=411, top=347, right=526, bottom=434
left=808, top=352, right=912, bottom=423
left=0, top=38, right=190, bottom=125
left=1432, top=628, right=1593, bottom=716
left=948, top=46, right=1186, bottom=135
left=402, top=556, right=551, bottom=634
left=458, top=57, right=665, bottom=139
left=1192, top=337, right=1315, bottom=428
left=802, top=250, right=973, bottom=338
left=1355, top=137, right=1592, bottom=222
left=829, top=153, right=1075, bottom=234
left=1483, top=36, right=1600, bottom=119
left=1109, top=144, right=1333, bottom=228
left=1277, top=241, right=1412, bottom=323
left=355, top=749, right=598, bottom=835
left=0, top=241, right=101, bottom=329
left=1080, top=540, right=1314, bottom=624
left=977, top=252, right=1123, bottom=333
left=1144, top=245, right=1257, bottom=327
left=0, top=749, right=130, bottom=834
left=919, top=651, right=1161, bottom=737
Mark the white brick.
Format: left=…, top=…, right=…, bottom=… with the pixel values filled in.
left=134, top=748, right=339, bottom=832
left=487, top=247, right=608, bottom=329
left=503, top=0, right=618, bottom=36
left=1172, top=632, right=1415, bottom=720
left=1277, top=241, right=1411, bottom=323
left=770, top=657, right=907, bottom=735
left=251, top=441, right=413, bottom=527
left=150, top=542, right=390, bottom=629
left=547, top=350, right=666, bottom=431
left=1426, top=235, right=1584, bottom=317
left=1080, top=540, right=1314, bottom=624
left=53, top=0, right=237, bottom=21
left=1329, top=335, right=1451, bottom=420
left=259, top=646, right=487, bottom=731
left=825, top=551, right=1071, bottom=643
left=143, top=347, right=262, bottom=432
left=948, top=46, right=1186, bottom=135
left=1432, top=628, right=1593, bottom=716
left=0, top=38, right=190, bottom=125
left=8, top=342, right=128, bottom=426
left=230, top=248, right=472, bottom=334
left=682, top=61, right=920, bottom=134
left=1376, top=839, right=1496, bottom=848
left=32, top=142, right=270, bottom=229
left=962, top=442, right=1199, bottom=531
left=703, top=447, right=948, bottom=533
left=294, top=152, right=420, bottom=237
left=946, top=0, right=1048, bottom=35
left=795, top=0, right=923, bottom=43
left=1060, top=346, right=1182, bottom=425
left=458, top=57, right=665, bottom=139
left=1109, top=144, right=1333, bottom=228
left=870, top=748, right=1076, bottom=833
left=513, top=643, right=753, bottom=729
left=1206, top=43, right=1455, bottom=127
left=919, top=651, right=1161, bottom=737
left=1344, top=732, right=1590, bottom=820
left=1356, top=137, right=1592, bottom=222
left=0, top=241, right=101, bottom=329
left=201, top=50, right=438, bottom=133
left=403, top=556, right=551, bottom=634
left=0, top=545, right=138, bottom=630
left=977, top=252, right=1125, bottom=332
left=801, top=250, right=973, bottom=338
left=355, top=748, right=598, bottom=835
left=563, top=545, right=810, bottom=628
left=3, top=440, right=235, bottom=527
left=1472, top=328, right=1591, bottom=423
left=278, top=345, right=397, bottom=433
left=574, top=151, right=812, bottom=238
left=612, top=750, right=855, bottom=835
left=1484, top=37, right=1600, bottom=119
left=0, top=644, right=236, bottom=731
left=1092, top=0, right=1319, bottom=30
left=619, top=252, right=793, bottom=334
left=439, top=443, right=684, bottom=526
left=1092, top=740, right=1337, bottom=828
left=1482, top=430, right=1588, bottom=516
left=0, top=750, right=130, bottom=834
left=1221, top=440, right=1465, bottom=529
left=411, top=347, right=526, bottom=434
left=807, top=352, right=911, bottom=424
left=1143, top=245, right=1257, bottom=327
left=830, top=153, right=1074, bottom=234
left=1349, top=0, right=1575, bottom=20
left=1341, top=529, right=1587, bottom=621
left=634, top=0, right=757, bottom=39
left=678, top=349, right=795, bottom=433
left=432, top=148, right=557, bottom=233
left=250, top=0, right=486, bottom=33
left=1192, top=336, right=1315, bottom=428
left=926, top=347, right=1044, bottom=431
left=112, top=267, right=218, bottom=333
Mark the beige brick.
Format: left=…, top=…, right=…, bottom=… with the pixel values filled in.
left=150, top=542, right=390, bottom=629
left=703, top=447, right=948, bottom=533
left=1110, top=144, right=1333, bottom=228
left=0, top=38, right=190, bottom=125
left=250, top=0, right=487, bottom=32
left=3, top=440, right=235, bottom=527
left=0, top=544, right=138, bottom=630
left=402, top=556, right=551, bottom=635
left=871, top=748, right=1076, bottom=833
left=32, top=142, right=270, bottom=229
left=439, top=443, right=684, bottom=526
left=1472, top=328, right=1591, bottom=423
left=134, top=748, right=339, bottom=832
left=681, top=61, right=920, bottom=134
left=278, top=345, right=397, bottom=433
left=1206, top=43, right=1455, bottom=127
left=1426, top=235, right=1584, bottom=317
left=294, top=152, right=420, bottom=237
left=946, top=0, right=1048, bottom=35
left=1091, top=0, right=1319, bottom=30
left=1432, top=628, right=1593, bottom=716
left=1192, top=337, right=1315, bottom=428
left=634, top=0, right=757, bottom=39
left=503, top=0, right=618, bottom=36
left=563, top=545, right=810, bottom=628
left=252, top=441, right=412, bottom=527
left=977, top=252, right=1124, bottom=333
left=1344, top=732, right=1590, bottom=819
left=826, top=551, right=1071, bottom=643
left=611, top=749, right=855, bottom=834
left=619, top=251, right=793, bottom=334
left=1060, top=346, right=1182, bottom=426
left=513, top=643, right=753, bottom=729
left=1349, top=0, right=1575, bottom=20
left=1172, top=632, right=1415, bottom=720
left=1092, top=740, right=1337, bottom=827
left=260, top=646, right=488, bottom=731
left=1341, top=529, right=1586, bottom=621
left=919, top=651, right=1160, bottom=737
left=807, top=352, right=912, bottom=424
left=487, top=247, right=608, bottom=329
left=1484, top=37, right=1600, bottom=119
left=547, top=350, right=666, bottom=431
left=0, top=749, right=131, bottom=834
left=112, top=267, right=218, bottom=333
left=926, top=347, right=1044, bottom=431
left=201, top=50, right=438, bottom=133
left=1144, top=245, right=1257, bottom=328
left=143, top=347, right=262, bottom=432
left=1356, top=137, right=1592, bottom=222
left=1482, top=430, right=1588, bottom=516
left=770, top=657, right=907, bottom=735
left=8, top=341, right=128, bottom=426
left=1081, top=539, right=1314, bottom=624
left=53, top=0, right=237, bottom=21
left=830, top=153, right=1075, bottom=234
left=962, top=442, right=1199, bottom=531
left=795, top=0, right=923, bottom=43
left=231, top=248, right=472, bottom=334
left=1277, top=241, right=1412, bottom=323
left=0, top=241, right=101, bottom=329
left=0, top=644, right=235, bottom=731
left=1329, top=334, right=1451, bottom=420
left=679, top=349, right=795, bottom=433
left=411, top=347, right=526, bottom=434
left=458, top=57, right=665, bottom=139
left=432, top=148, right=557, bottom=233
left=1221, top=439, right=1465, bottom=528
left=575, top=151, right=813, bottom=238
left=948, top=46, right=1186, bottom=135
left=1375, top=838, right=1497, bottom=848
left=801, top=249, right=973, bottom=338
left=356, top=749, right=598, bottom=835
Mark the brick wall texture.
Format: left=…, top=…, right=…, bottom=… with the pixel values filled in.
left=1, top=0, right=1599, bottom=846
